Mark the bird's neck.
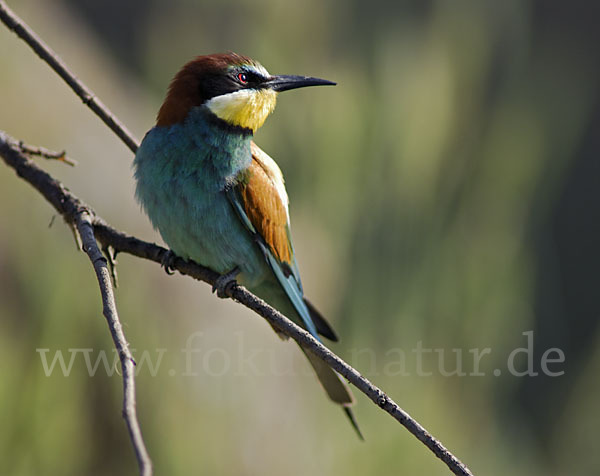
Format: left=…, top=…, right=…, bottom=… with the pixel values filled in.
left=183, top=106, right=253, bottom=180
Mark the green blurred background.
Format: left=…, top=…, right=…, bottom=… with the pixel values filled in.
left=1, top=0, right=599, bottom=474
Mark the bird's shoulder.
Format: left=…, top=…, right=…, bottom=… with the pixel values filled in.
left=236, top=142, right=293, bottom=265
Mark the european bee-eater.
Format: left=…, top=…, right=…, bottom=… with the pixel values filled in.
left=133, top=53, right=360, bottom=436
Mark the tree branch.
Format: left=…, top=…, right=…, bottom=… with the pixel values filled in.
left=0, top=0, right=139, bottom=154
left=0, top=129, right=474, bottom=476
left=17, top=140, right=76, bottom=166
left=75, top=211, right=152, bottom=476
left=1, top=2, right=474, bottom=474
left=0, top=129, right=152, bottom=474
left=0, top=129, right=152, bottom=473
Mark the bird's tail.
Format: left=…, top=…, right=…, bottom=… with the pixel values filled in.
left=300, top=347, right=363, bottom=440
left=247, top=280, right=362, bottom=438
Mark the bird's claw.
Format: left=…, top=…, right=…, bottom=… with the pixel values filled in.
left=212, top=267, right=240, bottom=298
left=161, top=250, right=177, bottom=275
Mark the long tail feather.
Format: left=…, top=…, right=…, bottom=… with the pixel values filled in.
left=343, top=406, right=364, bottom=440
left=301, top=347, right=363, bottom=439
left=301, top=347, right=354, bottom=404
left=304, top=298, right=338, bottom=341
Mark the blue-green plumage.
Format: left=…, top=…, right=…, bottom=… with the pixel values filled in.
left=135, top=105, right=321, bottom=338
left=133, top=53, right=360, bottom=438
left=134, top=106, right=268, bottom=288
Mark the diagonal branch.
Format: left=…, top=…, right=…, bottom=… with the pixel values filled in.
left=0, top=130, right=152, bottom=475
left=0, top=0, right=139, bottom=154
left=1, top=2, right=474, bottom=474
left=0, top=129, right=474, bottom=476
left=17, top=140, right=77, bottom=166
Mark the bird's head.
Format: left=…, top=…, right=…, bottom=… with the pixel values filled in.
left=156, top=53, right=335, bottom=132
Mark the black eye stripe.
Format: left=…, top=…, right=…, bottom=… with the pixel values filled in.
left=202, top=69, right=268, bottom=101
left=236, top=69, right=264, bottom=85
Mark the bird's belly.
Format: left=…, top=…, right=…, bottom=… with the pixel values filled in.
left=141, top=180, right=269, bottom=289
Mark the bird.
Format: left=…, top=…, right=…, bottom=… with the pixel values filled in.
left=133, top=53, right=360, bottom=438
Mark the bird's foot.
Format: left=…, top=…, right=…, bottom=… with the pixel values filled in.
left=161, top=250, right=177, bottom=275
left=212, top=266, right=240, bottom=298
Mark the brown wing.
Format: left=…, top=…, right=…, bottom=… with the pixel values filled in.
left=239, top=144, right=293, bottom=265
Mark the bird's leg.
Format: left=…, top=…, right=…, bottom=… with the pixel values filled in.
left=212, top=266, right=240, bottom=298
left=161, top=249, right=177, bottom=275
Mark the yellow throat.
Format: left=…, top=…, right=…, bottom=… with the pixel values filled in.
left=205, top=89, right=278, bottom=132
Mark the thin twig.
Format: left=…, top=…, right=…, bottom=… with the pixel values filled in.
left=0, top=132, right=153, bottom=476
left=75, top=211, right=151, bottom=476
left=102, top=244, right=120, bottom=287
left=18, top=140, right=77, bottom=166
left=0, top=1, right=139, bottom=154
left=1, top=2, right=474, bottom=473
left=0, top=130, right=474, bottom=476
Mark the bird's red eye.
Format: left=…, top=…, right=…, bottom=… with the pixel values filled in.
left=237, top=72, right=248, bottom=84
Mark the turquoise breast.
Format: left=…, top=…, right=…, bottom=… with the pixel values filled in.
left=133, top=106, right=269, bottom=287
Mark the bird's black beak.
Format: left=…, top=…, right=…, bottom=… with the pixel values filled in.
left=265, top=75, right=336, bottom=92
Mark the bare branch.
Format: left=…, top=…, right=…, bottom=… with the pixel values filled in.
left=101, top=244, right=120, bottom=287
left=1, top=2, right=474, bottom=473
left=75, top=211, right=152, bottom=476
left=0, top=131, right=153, bottom=475
left=18, top=140, right=77, bottom=166
left=0, top=1, right=139, bottom=154
left=0, top=130, right=474, bottom=476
